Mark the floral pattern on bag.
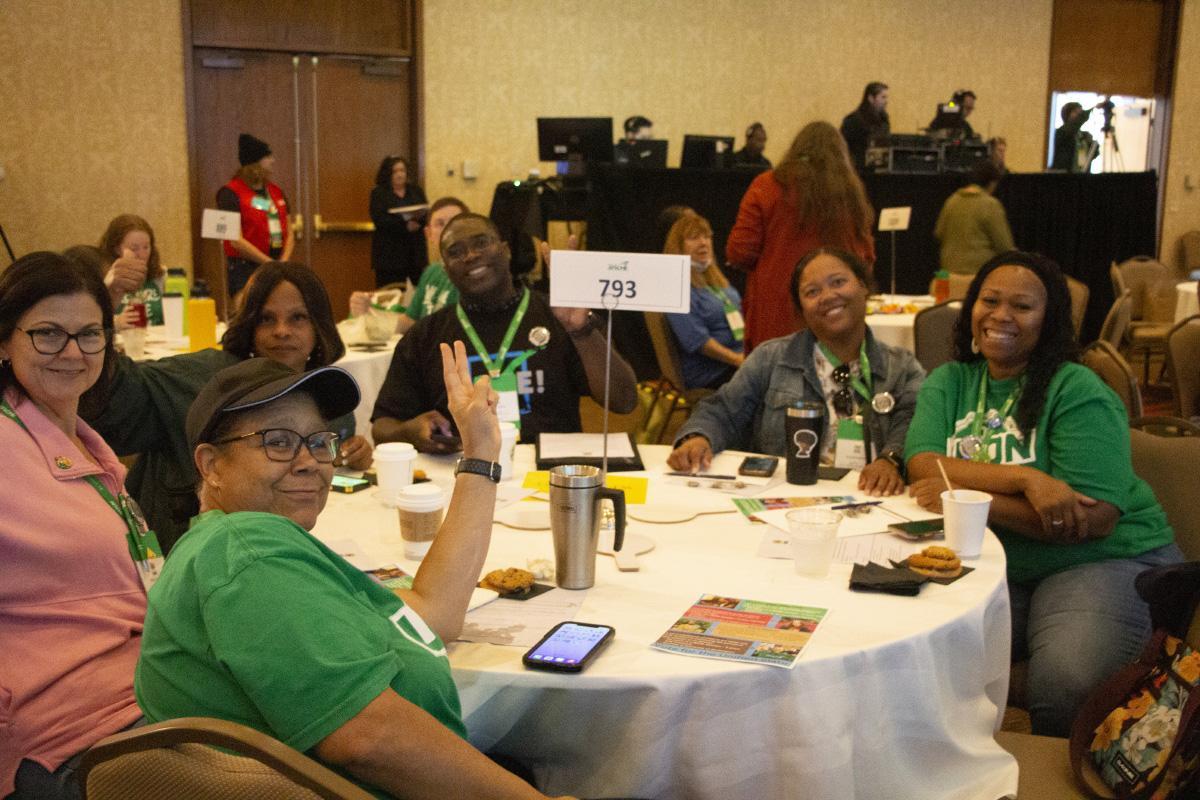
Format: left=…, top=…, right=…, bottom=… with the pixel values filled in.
left=1090, top=635, right=1200, bottom=795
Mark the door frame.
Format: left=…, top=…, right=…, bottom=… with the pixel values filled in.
left=180, top=0, right=424, bottom=317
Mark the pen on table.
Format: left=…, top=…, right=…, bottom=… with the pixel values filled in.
left=830, top=500, right=884, bottom=510
left=666, top=471, right=739, bottom=480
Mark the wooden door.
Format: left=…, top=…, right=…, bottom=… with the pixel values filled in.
left=305, top=55, right=413, bottom=316
left=192, top=49, right=301, bottom=316
left=190, top=51, right=414, bottom=318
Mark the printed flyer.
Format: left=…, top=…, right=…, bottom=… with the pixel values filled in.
left=651, top=595, right=829, bottom=669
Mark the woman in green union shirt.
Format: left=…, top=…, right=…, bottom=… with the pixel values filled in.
left=903, top=251, right=1181, bottom=738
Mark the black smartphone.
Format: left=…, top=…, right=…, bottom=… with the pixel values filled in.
left=522, top=622, right=615, bottom=673
left=888, top=519, right=946, bottom=540
left=738, top=456, right=779, bottom=478
left=818, top=466, right=851, bottom=481
left=430, top=433, right=462, bottom=448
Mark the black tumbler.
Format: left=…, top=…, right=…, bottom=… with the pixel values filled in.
left=785, top=402, right=824, bottom=485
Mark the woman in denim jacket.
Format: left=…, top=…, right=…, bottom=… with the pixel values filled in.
left=669, top=248, right=926, bottom=496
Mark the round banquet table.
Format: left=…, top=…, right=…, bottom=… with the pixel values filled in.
left=865, top=295, right=934, bottom=352
left=1175, top=281, right=1198, bottom=323
left=127, top=326, right=396, bottom=443
left=313, top=444, right=1018, bottom=800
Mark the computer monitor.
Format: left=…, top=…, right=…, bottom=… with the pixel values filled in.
left=536, top=117, right=614, bottom=163
left=680, top=134, right=736, bottom=169
left=614, top=139, right=668, bottom=168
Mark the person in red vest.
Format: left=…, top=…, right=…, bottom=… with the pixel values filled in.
left=217, top=134, right=293, bottom=297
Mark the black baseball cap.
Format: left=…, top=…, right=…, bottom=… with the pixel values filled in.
left=187, top=359, right=360, bottom=449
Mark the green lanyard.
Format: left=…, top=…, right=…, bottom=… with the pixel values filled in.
left=818, top=341, right=873, bottom=405
left=455, top=288, right=531, bottom=378
left=964, top=367, right=1022, bottom=462
left=0, top=398, right=160, bottom=567
left=705, top=286, right=744, bottom=342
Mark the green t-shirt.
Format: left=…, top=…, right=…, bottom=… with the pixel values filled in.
left=407, top=262, right=457, bottom=321
left=135, top=510, right=465, bottom=780
left=904, top=360, right=1173, bottom=583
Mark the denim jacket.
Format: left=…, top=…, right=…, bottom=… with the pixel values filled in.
left=675, top=328, right=926, bottom=464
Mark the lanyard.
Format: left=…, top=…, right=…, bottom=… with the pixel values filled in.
left=705, top=285, right=737, bottom=313
left=0, top=398, right=158, bottom=567
left=455, top=288, right=531, bottom=378
left=818, top=341, right=873, bottom=404
left=967, top=367, right=1021, bottom=462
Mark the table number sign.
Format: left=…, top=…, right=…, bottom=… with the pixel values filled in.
left=878, top=207, right=912, bottom=232
left=549, top=250, right=691, bottom=313
left=200, top=209, right=242, bottom=240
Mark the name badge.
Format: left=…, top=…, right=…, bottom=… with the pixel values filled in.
left=725, top=308, right=745, bottom=341
left=834, top=418, right=867, bottom=470
left=251, top=195, right=273, bottom=212
left=483, top=373, right=521, bottom=426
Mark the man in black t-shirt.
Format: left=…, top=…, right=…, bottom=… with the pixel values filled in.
left=371, top=213, right=638, bottom=452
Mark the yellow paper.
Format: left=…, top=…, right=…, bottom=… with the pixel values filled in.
left=521, top=471, right=648, bottom=504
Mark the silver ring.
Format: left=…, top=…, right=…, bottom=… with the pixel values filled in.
left=1051, top=519, right=1064, bottom=527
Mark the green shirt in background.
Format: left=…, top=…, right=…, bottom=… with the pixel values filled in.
left=118, top=277, right=165, bottom=325
left=136, top=510, right=464, bottom=796
left=407, top=262, right=457, bottom=321
left=904, top=360, right=1173, bottom=584
left=933, top=185, right=1015, bottom=275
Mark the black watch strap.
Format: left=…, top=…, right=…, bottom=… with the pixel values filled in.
left=881, top=449, right=904, bottom=470
left=455, top=457, right=502, bottom=483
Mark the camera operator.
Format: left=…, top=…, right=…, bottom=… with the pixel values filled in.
left=1051, top=101, right=1108, bottom=172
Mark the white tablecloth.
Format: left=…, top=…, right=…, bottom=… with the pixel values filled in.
left=865, top=295, right=934, bottom=352
left=128, top=326, right=395, bottom=443
left=1175, top=281, right=1198, bottom=323
left=313, top=445, right=1017, bottom=800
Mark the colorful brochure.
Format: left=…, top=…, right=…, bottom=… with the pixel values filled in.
left=732, top=496, right=854, bottom=522
left=651, top=595, right=829, bottom=669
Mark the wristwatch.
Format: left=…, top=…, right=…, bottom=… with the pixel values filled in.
left=880, top=449, right=905, bottom=471
left=454, top=457, right=502, bottom=483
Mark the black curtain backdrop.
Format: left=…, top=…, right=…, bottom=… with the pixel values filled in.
left=491, top=169, right=1158, bottom=380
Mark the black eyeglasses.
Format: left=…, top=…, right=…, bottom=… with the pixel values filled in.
left=17, top=326, right=111, bottom=355
left=213, top=428, right=340, bottom=463
left=443, top=233, right=498, bottom=262
left=831, top=363, right=856, bottom=418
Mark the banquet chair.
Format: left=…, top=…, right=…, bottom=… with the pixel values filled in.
left=1116, top=256, right=1176, bottom=383
left=1109, top=261, right=1126, bottom=300
left=641, top=312, right=713, bottom=442
left=1167, top=314, right=1200, bottom=420
left=1065, top=276, right=1089, bottom=339
left=1129, top=427, right=1200, bottom=560
left=913, top=301, right=960, bottom=372
left=1096, top=290, right=1132, bottom=350
left=79, top=717, right=374, bottom=800
left=994, top=731, right=1091, bottom=800
left=1080, top=341, right=1143, bottom=420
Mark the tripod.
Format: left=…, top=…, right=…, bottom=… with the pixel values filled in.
left=1099, top=99, right=1125, bottom=173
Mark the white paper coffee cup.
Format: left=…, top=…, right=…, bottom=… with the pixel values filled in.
left=941, top=489, right=992, bottom=559
left=396, top=483, right=445, bottom=560
left=374, top=442, right=416, bottom=506
left=498, top=422, right=519, bottom=481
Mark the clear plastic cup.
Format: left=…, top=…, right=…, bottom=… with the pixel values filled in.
left=786, top=508, right=843, bottom=577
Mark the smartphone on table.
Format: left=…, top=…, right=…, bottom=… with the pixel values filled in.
left=888, top=519, right=945, bottom=540
left=522, top=622, right=615, bottom=673
left=738, top=456, right=779, bottom=478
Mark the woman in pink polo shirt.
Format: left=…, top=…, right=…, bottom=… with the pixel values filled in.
left=0, top=252, right=147, bottom=800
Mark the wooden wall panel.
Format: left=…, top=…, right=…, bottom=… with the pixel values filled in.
left=1050, top=0, right=1163, bottom=96
left=190, top=0, right=412, bottom=56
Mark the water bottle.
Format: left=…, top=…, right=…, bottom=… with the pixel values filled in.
left=785, top=402, right=824, bottom=485
left=188, top=279, right=218, bottom=352
left=163, top=268, right=190, bottom=335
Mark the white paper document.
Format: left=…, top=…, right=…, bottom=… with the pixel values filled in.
left=756, top=529, right=925, bottom=565
left=458, top=588, right=586, bottom=647
left=538, top=433, right=635, bottom=460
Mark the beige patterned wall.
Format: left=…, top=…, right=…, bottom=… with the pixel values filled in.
left=423, top=0, right=1056, bottom=217
left=1162, top=0, right=1200, bottom=273
left=0, top=0, right=192, bottom=269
